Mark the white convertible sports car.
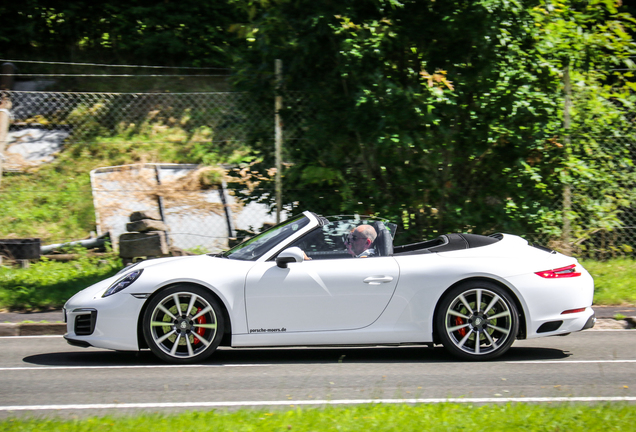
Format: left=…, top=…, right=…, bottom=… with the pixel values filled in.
left=64, top=211, right=595, bottom=362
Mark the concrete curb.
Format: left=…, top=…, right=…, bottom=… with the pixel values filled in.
left=0, top=318, right=634, bottom=337
left=0, top=323, right=67, bottom=336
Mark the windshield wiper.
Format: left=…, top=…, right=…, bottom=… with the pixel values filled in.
left=206, top=253, right=228, bottom=258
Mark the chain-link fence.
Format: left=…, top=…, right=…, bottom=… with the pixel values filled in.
left=573, top=126, right=636, bottom=259
left=1, top=88, right=635, bottom=259
left=4, top=90, right=276, bottom=170
left=523, top=125, right=636, bottom=259
left=1, top=89, right=302, bottom=257
left=523, top=195, right=636, bottom=260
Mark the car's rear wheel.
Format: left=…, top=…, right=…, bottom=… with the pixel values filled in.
left=143, top=285, right=224, bottom=363
left=435, top=281, right=519, bottom=361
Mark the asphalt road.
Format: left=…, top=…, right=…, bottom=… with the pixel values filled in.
left=0, top=330, right=635, bottom=418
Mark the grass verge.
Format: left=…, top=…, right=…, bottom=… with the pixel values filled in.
left=582, top=258, right=636, bottom=305
left=0, top=250, right=121, bottom=310
left=2, top=403, right=636, bottom=431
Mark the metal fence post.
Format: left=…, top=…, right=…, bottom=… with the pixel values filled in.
left=275, top=59, right=283, bottom=224
left=0, top=63, right=15, bottom=187
left=1, top=63, right=15, bottom=90
left=0, top=96, right=11, bottom=187
left=561, top=63, right=573, bottom=255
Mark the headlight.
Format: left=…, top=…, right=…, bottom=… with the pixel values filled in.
left=116, top=261, right=141, bottom=275
left=103, top=269, right=143, bottom=297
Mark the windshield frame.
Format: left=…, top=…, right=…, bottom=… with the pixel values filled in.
left=220, top=212, right=317, bottom=261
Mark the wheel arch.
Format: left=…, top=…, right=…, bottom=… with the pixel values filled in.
left=431, top=276, right=527, bottom=345
left=136, top=282, right=233, bottom=350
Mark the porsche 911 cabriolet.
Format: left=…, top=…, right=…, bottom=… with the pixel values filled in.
left=64, top=211, right=595, bottom=362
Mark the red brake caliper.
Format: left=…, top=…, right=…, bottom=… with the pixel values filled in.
left=455, top=316, right=467, bottom=337
left=193, top=307, right=206, bottom=344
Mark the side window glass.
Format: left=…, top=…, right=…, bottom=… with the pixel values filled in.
left=288, top=218, right=396, bottom=260
left=289, top=220, right=355, bottom=260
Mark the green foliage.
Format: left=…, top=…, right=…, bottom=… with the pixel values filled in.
left=0, top=1, right=245, bottom=71
left=2, top=0, right=635, bottom=253
left=232, top=0, right=554, bottom=241
left=232, top=0, right=636, bottom=248
left=0, top=249, right=121, bottom=310
left=531, top=0, right=635, bottom=72
left=2, top=403, right=636, bottom=431
left=526, top=0, right=636, bottom=250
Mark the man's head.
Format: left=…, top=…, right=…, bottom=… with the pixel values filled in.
left=345, top=224, right=377, bottom=256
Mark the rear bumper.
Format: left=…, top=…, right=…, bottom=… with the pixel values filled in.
left=527, top=306, right=595, bottom=339
left=582, top=312, right=596, bottom=330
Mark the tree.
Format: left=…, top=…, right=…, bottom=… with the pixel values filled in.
left=232, top=0, right=564, bottom=243
left=231, top=0, right=636, bottom=249
left=0, top=1, right=243, bottom=68
left=527, top=0, right=636, bottom=254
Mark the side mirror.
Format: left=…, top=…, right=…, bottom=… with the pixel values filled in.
left=276, top=247, right=305, bottom=268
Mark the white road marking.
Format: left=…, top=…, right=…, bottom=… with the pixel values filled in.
left=1, top=358, right=634, bottom=372
left=0, top=359, right=634, bottom=372
left=508, top=360, right=636, bottom=364
left=0, top=364, right=270, bottom=371
left=1, top=397, right=636, bottom=411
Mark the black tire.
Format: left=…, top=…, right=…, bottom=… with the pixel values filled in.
left=435, top=280, right=519, bottom=361
left=142, top=285, right=224, bottom=363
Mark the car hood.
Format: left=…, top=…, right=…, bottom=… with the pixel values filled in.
left=66, top=254, right=252, bottom=304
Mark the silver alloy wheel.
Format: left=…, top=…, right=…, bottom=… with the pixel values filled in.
left=443, top=287, right=514, bottom=356
left=148, top=290, right=218, bottom=359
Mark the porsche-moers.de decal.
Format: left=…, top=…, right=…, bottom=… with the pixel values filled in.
left=249, top=327, right=287, bottom=333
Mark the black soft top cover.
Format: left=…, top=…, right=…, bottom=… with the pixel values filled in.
left=393, top=233, right=501, bottom=256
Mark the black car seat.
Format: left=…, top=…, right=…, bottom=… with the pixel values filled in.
left=371, top=221, right=393, bottom=256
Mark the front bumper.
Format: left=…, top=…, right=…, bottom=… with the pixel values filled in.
left=64, top=291, right=146, bottom=351
left=64, top=336, right=93, bottom=348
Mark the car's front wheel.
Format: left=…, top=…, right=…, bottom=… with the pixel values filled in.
left=142, top=285, right=224, bottom=363
left=435, top=281, right=519, bottom=361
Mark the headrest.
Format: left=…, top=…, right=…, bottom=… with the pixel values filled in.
left=371, top=221, right=393, bottom=256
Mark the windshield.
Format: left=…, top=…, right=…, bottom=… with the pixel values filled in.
left=221, top=213, right=310, bottom=261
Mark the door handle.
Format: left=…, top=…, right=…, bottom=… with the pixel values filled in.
left=363, top=276, right=394, bottom=285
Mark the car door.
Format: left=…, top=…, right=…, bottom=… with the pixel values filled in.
left=244, top=256, right=400, bottom=333
left=244, top=217, right=400, bottom=333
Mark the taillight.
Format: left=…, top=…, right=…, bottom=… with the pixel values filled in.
left=535, top=264, right=581, bottom=279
